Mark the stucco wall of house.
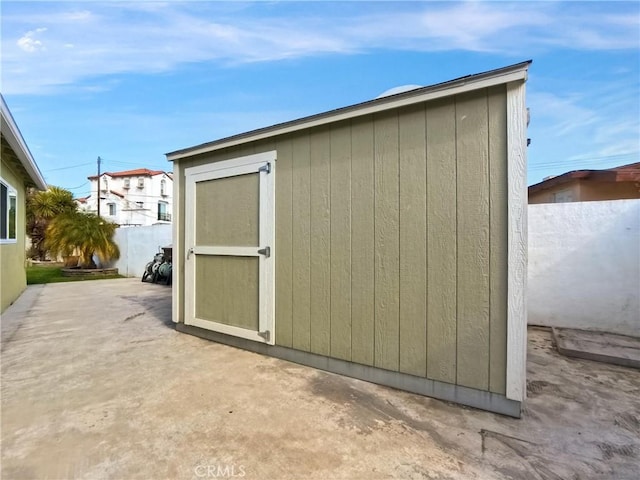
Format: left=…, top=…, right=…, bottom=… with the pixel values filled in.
left=577, top=180, right=640, bottom=202
left=529, top=179, right=640, bottom=204
left=528, top=199, right=640, bottom=336
left=0, top=160, right=27, bottom=313
left=111, top=223, right=172, bottom=277
left=83, top=172, right=173, bottom=227
left=528, top=180, right=581, bottom=204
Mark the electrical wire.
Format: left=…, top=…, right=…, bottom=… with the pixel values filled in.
left=65, top=182, right=89, bottom=190
left=44, top=162, right=94, bottom=172
left=529, top=152, right=638, bottom=172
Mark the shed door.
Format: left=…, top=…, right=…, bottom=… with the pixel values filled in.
left=184, top=151, right=276, bottom=344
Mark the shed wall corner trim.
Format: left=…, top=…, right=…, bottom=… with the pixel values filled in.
left=506, top=80, right=528, bottom=402
left=171, top=161, right=182, bottom=324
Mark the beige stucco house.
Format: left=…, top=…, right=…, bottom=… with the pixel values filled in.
left=167, top=61, right=531, bottom=416
left=529, top=162, right=640, bottom=204
left=1, top=95, right=47, bottom=312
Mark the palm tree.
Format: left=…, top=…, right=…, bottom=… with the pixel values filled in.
left=45, top=212, right=120, bottom=268
left=26, top=186, right=77, bottom=260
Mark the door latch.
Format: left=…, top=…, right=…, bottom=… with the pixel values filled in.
left=187, top=247, right=194, bottom=259
left=257, top=246, right=271, bottom=258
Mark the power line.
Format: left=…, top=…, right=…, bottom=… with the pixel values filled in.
left=529, top=152, right=638, bottom=171
left=44, top=161, right=94, bottom=172
left=65, top=182, right=89, bottom=190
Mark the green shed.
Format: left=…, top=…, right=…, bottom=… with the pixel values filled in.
left=167, top=61, right=530, bottom=417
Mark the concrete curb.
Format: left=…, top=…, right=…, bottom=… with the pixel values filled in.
left=552, top=327, right=640, bottom=369
left=1, top=284, right=45, bottom=350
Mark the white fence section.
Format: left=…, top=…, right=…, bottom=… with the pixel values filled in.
left=111, top=224, right=172, bottom=278
left=528, top=199, right=640, bottom=337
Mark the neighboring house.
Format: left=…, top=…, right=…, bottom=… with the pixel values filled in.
left=528, top=162, right=640, bottom=204
left=78, top=168, right=173, bottom=227
left=167, top=61, right=531, bottom=416
left=1, top=94, right=47, bottom=312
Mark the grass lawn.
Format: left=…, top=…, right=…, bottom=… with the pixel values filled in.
left=27, top=264, right=124, bottom=285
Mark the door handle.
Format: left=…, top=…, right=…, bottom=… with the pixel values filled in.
left=187, top=247, right=194, bottom=259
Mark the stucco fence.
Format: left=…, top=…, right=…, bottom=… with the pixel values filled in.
left=528, top=199, right=639, bottom=337
left=110, top=224, right=172, bottom=278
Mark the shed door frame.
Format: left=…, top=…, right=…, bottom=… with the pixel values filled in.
left=184, top=150, right=276, bottom=345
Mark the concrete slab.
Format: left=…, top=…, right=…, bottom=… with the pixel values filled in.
left=2, top=279, right=640, bottom=479
left=553, top=327, right=640, bottom=369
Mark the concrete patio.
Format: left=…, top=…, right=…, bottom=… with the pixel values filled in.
left=2, top=278, right=639, bottom=479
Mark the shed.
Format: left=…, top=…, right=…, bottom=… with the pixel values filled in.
left=167, top=61, right=531, bottom=417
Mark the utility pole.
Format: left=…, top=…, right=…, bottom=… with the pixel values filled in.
left=97, top=156, right=102, bottom=218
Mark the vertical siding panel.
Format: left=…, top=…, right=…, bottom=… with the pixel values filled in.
left=426, top=99, right=457, bottom=384
left=275, top=139, right=293, bottom=347
left=456, top=91, right=490, bottom=390
left=374, top=112, right=400, bottom=372
left=310, top=128, right=331, bottom=355
left=330, top=123, right=352, bottom=361
left=292, top=133, right=312, bottom=351
left=488, top=86, right=508, bottom=394
left=350, top=118, right=375, bottom=366
left=399, top=106, right=427, bottom=377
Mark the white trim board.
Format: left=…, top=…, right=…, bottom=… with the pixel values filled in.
left=505, top=80, right=528, bottom=403
left=184, top=151, right=277, bottom=177
left=171, top=162, right=181, bottom=323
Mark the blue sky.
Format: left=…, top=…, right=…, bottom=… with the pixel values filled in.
left=2, top=1, right=638, bottom=197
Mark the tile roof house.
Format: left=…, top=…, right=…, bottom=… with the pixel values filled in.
left=79, top=168, right=173, bottom=227
left=1, top=94, right=47, bottom=312
left=529, top=162, right=640, bottom=204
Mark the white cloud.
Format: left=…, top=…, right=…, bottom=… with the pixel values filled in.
left=529, top=91, right=599, bottom=136
left=527, top=73, right=639, bottom=174
left=16, top=27, right=47, bottom=53
left=1, top=2, right=639, bottom=94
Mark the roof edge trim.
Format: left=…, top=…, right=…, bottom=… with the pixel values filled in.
left=167, top=60, right=531, bottom=161
left=0, top=94, right=47, bottom=190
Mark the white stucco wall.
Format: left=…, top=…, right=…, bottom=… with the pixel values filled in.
left=528, top=199, right=640, bottom=336
left=112, top=224, right=172, bottom=277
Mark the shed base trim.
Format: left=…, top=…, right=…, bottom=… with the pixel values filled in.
left=176, top=323, right=522, bottom=418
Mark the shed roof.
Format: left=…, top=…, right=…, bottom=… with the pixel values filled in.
left=0, top=94, right=47, bottom=190
left=528, top=161, right=640, bottom=194
left=167, top=60, right=531, bottom=161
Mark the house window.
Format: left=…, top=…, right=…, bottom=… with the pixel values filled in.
left=160, top=179, right=166, bottom=196
left=108, top=203, right=116, bottom=216
left=1, top=178, right=17, bottom=243
left=553, top=190, right=573, bottom=203
left=123, top=178, right=130, bottom=189
left=101, top=176, right=109, bottom=192
left=157, top=201, right=170, bottom=221
left=137, top=177, right=144, bottom=189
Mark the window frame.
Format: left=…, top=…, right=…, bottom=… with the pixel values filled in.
left=0, top=177, right=18, bottom=244
left=157, top=201, right=170, bottom=221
